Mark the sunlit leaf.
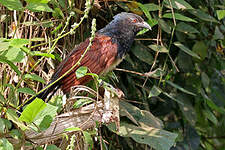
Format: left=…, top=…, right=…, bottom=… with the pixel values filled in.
left=23, top=73, right=46, bottom=84
left=2, top=47, right=25, bottom=62
left=0, top=56, right=21, bottom=75
left=26, top=2, right=53, bottom=12
left=164, top=0, right=194, bottom=10
left=149, top=85, right=162, bottom=98
left=83, top=131, right=93, bottom=149
left=76, top=66, right=88, bottom=79
left=0, top=138, right=13, bottom=150
left=0, top=0, right=23, bottom=11
left=148, top=44, right=169, bottom=53
left=17, top=87, right=36, bottom=95
left=6, top=109, right=28, bottom=130
left=30, top=51, right=55, bottom=59
left=216, top=10, right=225, bottom=20
left=163, top=13, right=197, bottom=23
left=73, top=98, right=93, bottom=109
left=19, top=98, right=46, bottom=123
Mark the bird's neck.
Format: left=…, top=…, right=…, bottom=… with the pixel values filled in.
left=98, top=25, right=135, bottom=58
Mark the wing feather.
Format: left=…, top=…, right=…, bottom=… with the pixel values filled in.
left=52, top=34, right=118, bottom=93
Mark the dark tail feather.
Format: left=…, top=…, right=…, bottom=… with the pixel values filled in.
left=20, top=80, right=60, bottom=112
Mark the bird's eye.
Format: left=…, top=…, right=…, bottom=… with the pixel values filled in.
left=132, top=19, right=137, bottom=23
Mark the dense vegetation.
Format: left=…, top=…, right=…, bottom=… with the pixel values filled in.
left=0, top=0, right=225, bottom=149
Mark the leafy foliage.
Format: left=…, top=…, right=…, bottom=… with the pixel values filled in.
left=0, top=0, right=225, bottom=149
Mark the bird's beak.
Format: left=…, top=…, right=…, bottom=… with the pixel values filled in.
left=137, top=21, right=152, bottom=30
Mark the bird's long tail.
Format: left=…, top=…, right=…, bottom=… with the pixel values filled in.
left=20, top=80, right=60, bottom=112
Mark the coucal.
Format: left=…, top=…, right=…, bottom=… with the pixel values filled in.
left=33, top=12, right=151, bottom=102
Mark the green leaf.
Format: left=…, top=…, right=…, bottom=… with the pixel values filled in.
left=149, top=85, right=162, bottom=98
left=30, top=51, right=55, bottom=59
left=138, top=3, right=152, bottom=20
left=216, top=10, right=225, bottom=20
left=148, top=44, right=169, bottom=53
left=131, top=42, right=153, bottom=65
left=76, top=66, right=88, bottom=79
left=0, top=118, right=5, bottom=133
left=176, top=22, right=199, bottom=34
left=164, top=0, right=194, bottom=10
left=31, top=103, right=57, bottom=131
left=0, top=40, right=10, bottom=51
left=203, top=108, right=218, bottom=125
left=201, top=72, right=210, bottom=89
left=26, top=2, right=53, bottom=12
left=6, top=109, right=28, bottom=130
left=141, top=3, right=160, bottom=11
left=17, top=87, right=36, bottom=95
left=108, top=122, right=178, bottom=150
left=83, top=131, right=94, bottom=149
left=38, top=115, right=53, bottom=131
left=0, top=56, right=21, bottom=75
left=188, top=9, right=219, bottom=23
left=174, top=41, right=201, bottom=59
left=9, top=39, right=29, bottom=48
left=177, top=94, right=196, bottom=126
left=64, top=127, right=82, bottom=132
left=73, top=98, right=93, bottom=109
left=10, top=129, right=22, bottom=140
left=0, top=0, right=23, bottom=11
left=23, top=73, right=46, bottom=84
left=213, top=26, right=224, bottom=40
left=163, top=13, right=197, bottom=23
left=19, top=98, right=46, bottom=123
left=2, top=47, right=25, bottom=62
left=166, top=81, right=196, bottom=96
left=192, top=41, right=208, bottom=60
left=25, top=0, right=50, bottom=3
left=46, top=145, right=61, bottom=150
left=158, top=19, right=171, bottom=33
left=120, top=101, right=163, bottom=128
left=0, top=138, right=13, bottom=150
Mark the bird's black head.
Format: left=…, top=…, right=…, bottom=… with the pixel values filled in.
left=112, top=12, right=151, bottom=34
left=98, top=12, right=151, bottom=58
left=99, top=12, right=151, bottom=37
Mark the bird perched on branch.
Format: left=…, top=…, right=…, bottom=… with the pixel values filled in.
left=34, top=12, right=151, bottom=102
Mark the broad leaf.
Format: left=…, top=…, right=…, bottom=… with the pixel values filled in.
left=108, top=122, right=178, bottom=150
left=17, top=87, right=36, bottom=95
left=131, top=42, right=153, bottom=65
left=216, top=10, right=225, bottom=20
left=166, top=80, right=196, bottom=96
left=0, top=56, right=21, bottom=75
left=0, top=0, right=23, bottom=11
left=148, top=44, right=169, bottom=53
left=163, top=13, right=197, bottom=23
left=23, top=73, right=46, bottom=84
left=19, top=98, right=46, bottom=123
left=76, top=66, right=88, bottom=79
left=174, top=41, right=200, bottom=59
left=26, top=2, right=53, bottom=12
left=164, top=0, right=194, bottom=10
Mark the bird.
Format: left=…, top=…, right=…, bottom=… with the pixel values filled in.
left=31, top=12, right=151, bottom=102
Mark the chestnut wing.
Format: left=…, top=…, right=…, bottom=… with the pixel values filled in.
left=55, top=34, right=118, bottom=93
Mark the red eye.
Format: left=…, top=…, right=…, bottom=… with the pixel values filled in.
left=132, top=19, right=137, bottom=23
